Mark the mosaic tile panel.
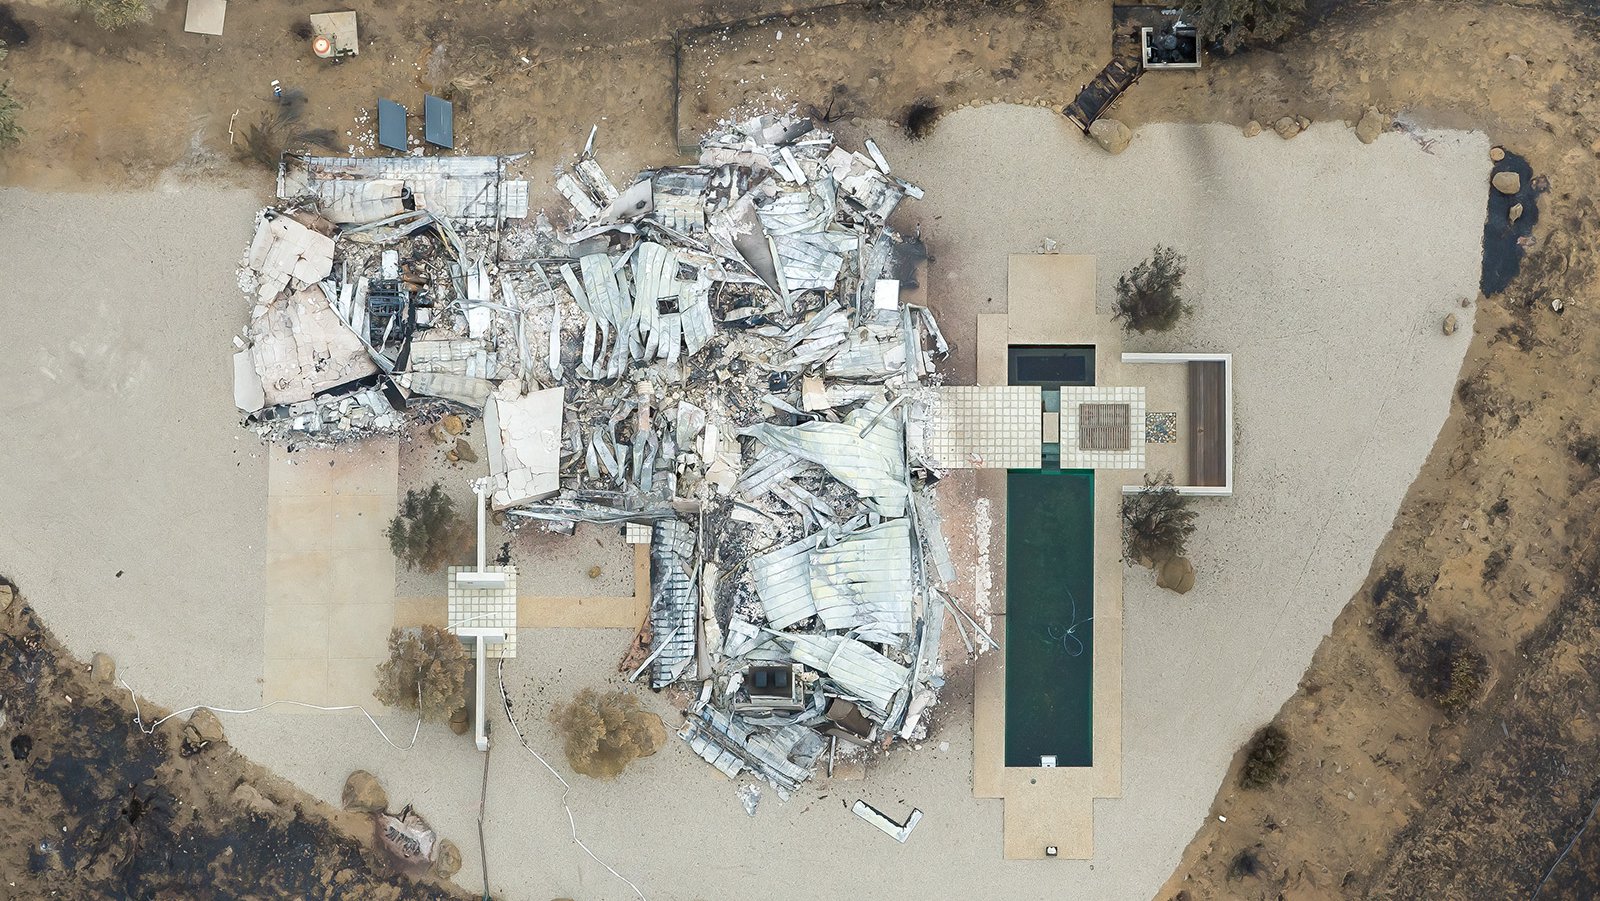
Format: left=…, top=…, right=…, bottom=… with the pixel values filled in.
left=1146, top=411, right=1178, bottom=444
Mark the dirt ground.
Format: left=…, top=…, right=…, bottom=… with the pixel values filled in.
left=0, top=579, right=468, bottom=899
left=7, top=0, right=1600, bottom=897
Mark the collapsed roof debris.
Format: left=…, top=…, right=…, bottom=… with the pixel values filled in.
left=232, top=113, right=985, bottom=797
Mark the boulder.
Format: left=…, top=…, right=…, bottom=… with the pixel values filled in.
left=1088, top=118, right=1132, bottom=155
left=1156, top=556, right=1196, bottom=594
left=1355, top=107, right=1386, bottom=144
left=185, top=709, right=226, bottom=746
left=449, top=707, right=471, bottom=736
left=452, top=439, right=478, bottom=464
left=1273, top=116, right=1302, bottom=139
left=89, top=652, right=116, bottom=685
left=1295, top=115, right=1312, bottom=132
left=442, top=414, right=466, bottom=436
left=0, top=584, right=13, bottom=613
left=1492, top=171, right=1521, bottom=195
left=433, top=839, right=463, bottom=879
left=1242, top=120, right=1263, bottom=138
left=637, top=711, right=668, bottom=758
left=1489, top=146, right=1506, bottom=162
left=1509, top=203, right=1524, bottom=223
left=1442, top=313, right=1458, bottom=336
left=342, top=770, right=389, bottom=813
left=429, top=422, right=452, bottom=445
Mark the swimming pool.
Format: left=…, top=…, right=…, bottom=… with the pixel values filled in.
left=1005, top=468, right=1095, bottom=767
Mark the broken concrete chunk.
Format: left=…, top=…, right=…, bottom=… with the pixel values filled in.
left=1508, top=202, right=1524, bottom=223
left=1442, top=312, right=1459, bottom=336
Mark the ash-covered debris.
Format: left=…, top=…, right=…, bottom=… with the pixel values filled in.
left=230, top=113, right=988, bottom=796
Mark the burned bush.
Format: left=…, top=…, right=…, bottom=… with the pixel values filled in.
left=372, top=625, right=471, bottom=722
left=1368, top=567, right=1487, bottom=711
left=902, top=101, right=942, bottom=141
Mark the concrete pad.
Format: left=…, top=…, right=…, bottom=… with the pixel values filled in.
left=183, top=0, right=226, bottom=35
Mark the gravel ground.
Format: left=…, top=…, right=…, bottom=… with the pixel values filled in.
left=0, top=107, right=1487, bottom=900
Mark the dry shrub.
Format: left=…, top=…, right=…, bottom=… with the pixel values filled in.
left=385, top=481, right=472, bottom=572
left=1239, top=724, right=1289, bottom=789
left=0, top=81, right=19, bottom=154
left=373, top=625, right=470, bottom=722
left=551, top=688, right=667, bottom=779
left=1439, top=649, right=1487, bottom=712
left=1121, top=472, right=1198, bottom=565
left=73, top=0, right=151, bottom=30
left=1184, top=0, right=1305, bottom=54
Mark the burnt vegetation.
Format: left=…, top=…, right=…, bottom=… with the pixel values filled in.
left=1368, top=567, right=1488, bottom=714
left=372, top=625, right=471, bottom=722
left=901, top=100, right=942, bottom=141
left=550, top=688, right=667, bottom=779
left=1121, top=472, right=1198, bottom=565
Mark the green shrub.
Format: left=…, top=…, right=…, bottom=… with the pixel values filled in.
left=385, top=481, right=471, bottom=572
left=1121, top=472, right=1198, bottom=565
left=1113, top=245, right=1191, bottom=333
left=1239, top=723, right=1289, bottom=789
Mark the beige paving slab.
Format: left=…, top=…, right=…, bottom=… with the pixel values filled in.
left=264, top=604, right=329, bottom=660
left=262, top=440, right=400, bottom=706
left=262, top=657, right=329, bottom=704
left=973, top=611, right=1006, bottom=800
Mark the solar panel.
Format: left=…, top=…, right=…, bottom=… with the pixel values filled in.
left=376, top=98, right=406, bottom=151
left=423, top=94, right=454, bottom=149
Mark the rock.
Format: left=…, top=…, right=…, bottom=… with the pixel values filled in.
left=1355, top=107, right=1385, bottom=144
left=1156, top=556, right=1196, bottom=594
left=445, top=449, right=460, bottom=463
left=452, top=439, right=478, bottom=464
left=0, top=583, right=13, bottom=613
left=429, top=422, right=452, bottom=445
left=449, top=707, right=470, bottom=736
left=442, top=414, right=465, bottom=436
left=1243, top=120, right=1263, bottom=138
left=1501, top=53, right=1528, bottom=77
left=185, top=709, right=226, bottom=746
left=587, top=564, right=602, bottom=579
left=1442, top=313, right=1458, bottom=336
left=433, top=839, right=463, bottom=879
left=1509, top=202, right=1524, bottom=223
left=341, top=770, right=388, bottom=813
left=1273, top=116, right=1302, bottom=139
left=1295, top=115, right=1312, bottom=131
left=231, top=782, right=279, bottom=817
left=89, top=652, right=116, bottom=684
left=1492, top=171, right=1521, bottom=195
left=1088, top=118, right=1132, bottom=155
left=1489, top=146, right=1506, bottom=162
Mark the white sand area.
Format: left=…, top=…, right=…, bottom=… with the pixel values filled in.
left=0, top=106, right=1486, bottom=900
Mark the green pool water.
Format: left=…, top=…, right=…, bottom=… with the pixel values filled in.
left=1005, top=469, right=1095, bottom=767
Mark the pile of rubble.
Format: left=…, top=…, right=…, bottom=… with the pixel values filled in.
left=233, top=114, right=989, bottom=796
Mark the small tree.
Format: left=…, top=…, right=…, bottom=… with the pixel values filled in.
left=1239, top=723, right=1289, bottom=789
left=373, top=625, right=470, bottom=721
left=386, top=481, right=470, bottom=572
left=74, top=0, right=152, bottom=30
left=1114, top=245, right=1190, bottom=333
left=551, top=688, right=667, bottom=779
left=1184, top=0, right=1305, bottom=55
left=1122, top=472, right=1198, bottom=565
left=0, top=83, right=19, bottom=154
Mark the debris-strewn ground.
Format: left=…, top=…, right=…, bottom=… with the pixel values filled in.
left=0, top=579, right=468, bottom=900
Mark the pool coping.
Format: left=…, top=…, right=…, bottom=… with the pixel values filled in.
left=971, top=255, right=1132, bottom=860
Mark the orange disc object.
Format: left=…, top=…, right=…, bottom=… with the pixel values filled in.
left=313, top=35, right=332, bottom=57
